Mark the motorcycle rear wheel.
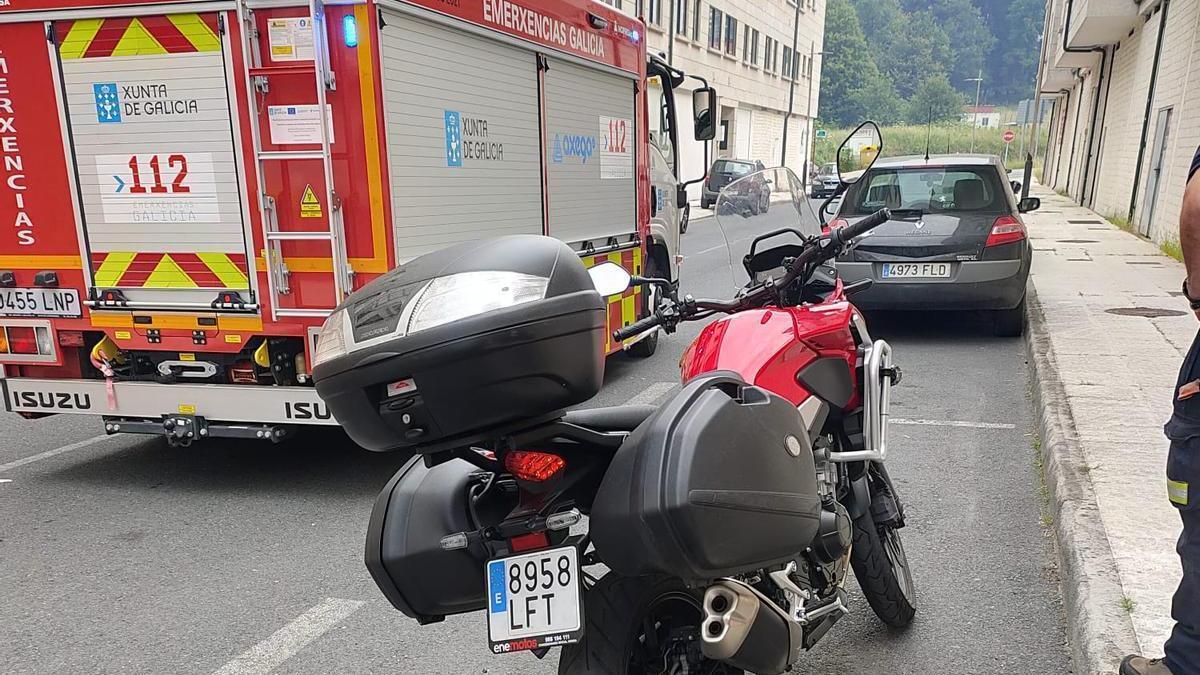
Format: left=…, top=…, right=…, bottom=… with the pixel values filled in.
left=558, top=574, right=743, bottom=675
left=850, top=510, right=916, bottom=628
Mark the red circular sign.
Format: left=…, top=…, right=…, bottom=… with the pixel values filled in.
left=1003, top=130, right=1016, bottom=144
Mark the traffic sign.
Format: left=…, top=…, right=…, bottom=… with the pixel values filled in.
left=1003, top=130, right=1016, bottom=144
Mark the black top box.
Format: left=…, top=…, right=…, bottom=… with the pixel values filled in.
left=312, top=235, right=608, bottom=452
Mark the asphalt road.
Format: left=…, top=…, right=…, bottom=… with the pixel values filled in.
left=0, top=200, right=1069, bottom=674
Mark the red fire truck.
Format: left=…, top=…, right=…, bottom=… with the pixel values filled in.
left=0, top=0, right=716, bottom=443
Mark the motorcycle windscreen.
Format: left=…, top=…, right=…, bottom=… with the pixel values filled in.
left=55, top=14, right=254, bottom=310
left=713, top=167, right=823, bottom=292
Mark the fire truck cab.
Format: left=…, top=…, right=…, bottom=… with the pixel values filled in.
left=0, top=0, right=716, bottom=443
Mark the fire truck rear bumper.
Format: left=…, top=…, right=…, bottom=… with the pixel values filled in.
left=1, top=377, right=338, bottom=427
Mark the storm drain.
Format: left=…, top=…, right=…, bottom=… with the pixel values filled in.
left=1106, top=307, right=1187, bottom=318
left=1126, top=261, right=1163, bottom=266
left=1068, top=219, right=1105, bottom=224
left=1057, top=239, right=1100, bottom=244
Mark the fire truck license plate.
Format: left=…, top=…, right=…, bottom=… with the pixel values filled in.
left=486, top=545, right=583, bottom=653
left=0, top=288, right=82, bottom=318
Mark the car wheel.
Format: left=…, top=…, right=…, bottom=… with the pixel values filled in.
left=700, top=198, right=711, bottom=210
left=993, top=296, right=1027, bottom=337
left=760, top=192, right=770, bottom=213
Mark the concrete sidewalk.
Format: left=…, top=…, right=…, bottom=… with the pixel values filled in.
left=1024, top=185, right=1190, bottom=674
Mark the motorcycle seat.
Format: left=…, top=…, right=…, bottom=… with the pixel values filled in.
left=562, top=405, right=656, bottom=433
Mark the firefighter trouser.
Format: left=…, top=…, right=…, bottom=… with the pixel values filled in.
left=1164, top=331, right=1200, bottom=675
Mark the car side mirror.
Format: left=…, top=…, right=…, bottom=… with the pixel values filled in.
left=693, top=87, right=718, bottom=142
left=676, top=186, right=688, bottom=209
left=1011, top=180, right=1022, bottom=194
left=1018, top=197, right=1041, bottom=213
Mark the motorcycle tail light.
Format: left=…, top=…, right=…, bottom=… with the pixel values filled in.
left=504, top=450, right=566, bottom=482
left=509, top=531, right=550, bottom=552
left=986, top=215, right=1026, bottom=247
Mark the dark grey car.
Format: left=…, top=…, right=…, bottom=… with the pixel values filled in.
left=833, top=155, right=1040, bottom=336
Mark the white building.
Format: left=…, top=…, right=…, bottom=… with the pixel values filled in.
left=1035, top=0, right=1200, bottom=245
left=603, top=0, right=826, bottom=196
left=962, top=106, right=1004, bottom=128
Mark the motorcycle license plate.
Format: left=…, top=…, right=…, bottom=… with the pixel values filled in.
left=486, top=545, right=583, bottom=653
left=881, top=263, right=952, bottom=279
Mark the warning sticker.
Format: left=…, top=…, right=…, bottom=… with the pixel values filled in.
left=300, top=184, right=323, bottom=218
left=599, top=116, right=633, bottom=180
left=268, top=18, right=315, bottom=62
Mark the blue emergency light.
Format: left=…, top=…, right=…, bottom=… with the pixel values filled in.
left=343, top=14, right=358, bottom=48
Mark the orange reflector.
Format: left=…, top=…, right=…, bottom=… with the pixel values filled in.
left=504, top=450, right=566, bottom=482
left=0, top=329, right=8, bottom=353
left=57, top=330, right=85, bottom=347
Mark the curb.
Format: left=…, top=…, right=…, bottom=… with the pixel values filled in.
left=1024, top=284, right=1142, bottom=674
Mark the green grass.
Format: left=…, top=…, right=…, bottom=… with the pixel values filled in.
left=814, top=123, right=1052, bottom=168
left=1120, top=596, right=1137, bottom=613
left=1162, top=239, right=1184, bottom=262
left=1105, top=213, right=1133, bottom=233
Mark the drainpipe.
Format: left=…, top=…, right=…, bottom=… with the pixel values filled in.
left=1053, top=89, right=1071, bottom=186
left=1086, top=43, right=1117, bottom=207
left=1079, top=47, right=1108, bottom=204
left=1128, top=0, right=1171, bottom=223
left=1066, top=76, right=1084, bottom=194
left=1059, top=0, right=1111, bottom=202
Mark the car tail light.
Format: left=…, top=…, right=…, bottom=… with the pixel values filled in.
left=986, top=216, right=1026, bottom=247
left=823, top=218, right=848, bottom=235
left=0, top=320, right=59, bottom=364
left=504, top=450, right=566, bottom=482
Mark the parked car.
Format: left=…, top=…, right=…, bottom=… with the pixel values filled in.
left=811, top=162, right=840, bottom=198
left=701, top=159, right=765, bottom=209
left=830, top=154, right=1040, bottom=336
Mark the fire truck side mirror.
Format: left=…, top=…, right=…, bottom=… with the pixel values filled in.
left=693, top=87, right=718, bottom=142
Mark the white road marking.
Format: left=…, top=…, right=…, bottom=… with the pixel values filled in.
left=626, top=382, right=677, bottom=406
left=0, top=435, right=111, bottom=473
left=890, top=418, right=1016, bottom=430
left=211, top=598, right=366, bottom=675
left=0, top=478, right=12, bottom=484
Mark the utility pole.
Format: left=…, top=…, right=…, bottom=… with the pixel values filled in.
left=966, top=71, right=983, bottom=153
left=780, top=0, right=802, bottom=167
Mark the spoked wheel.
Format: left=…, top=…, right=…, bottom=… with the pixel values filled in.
left=559, top=575, right=743, bottom=675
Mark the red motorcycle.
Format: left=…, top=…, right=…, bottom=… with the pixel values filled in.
left=314, top=122, right=913, bottom=674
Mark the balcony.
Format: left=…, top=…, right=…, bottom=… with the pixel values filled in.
left=1066, top=0, right=1138, bottom=47
left=1041, top=66, right=1076, bottom=94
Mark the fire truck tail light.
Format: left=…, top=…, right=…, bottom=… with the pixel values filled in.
left=0, top=320, right=59, bottom=364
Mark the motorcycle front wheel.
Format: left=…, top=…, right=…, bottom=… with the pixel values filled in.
left=850, top=510, right=916, bottom=628
left=558, top=574, right=743, bottom=675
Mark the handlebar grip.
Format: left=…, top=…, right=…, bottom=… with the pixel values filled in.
left=613, top=314, right=661, bottom=342
left=835, top=207, right=892, bottom=245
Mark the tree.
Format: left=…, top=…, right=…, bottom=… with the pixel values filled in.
left=905, top=74, right=967, bottom=123
left=923, top=0, right=995, bottom=89
left=819, top=0, right=903, bottom=125
left=881, top=11, right=953, bottom=99
left=982, top=0, right=1045, bottom=103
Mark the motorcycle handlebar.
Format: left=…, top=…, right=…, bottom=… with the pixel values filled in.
left=613, top=313, right=662, bottom=342
left=833, top=207, right=892, bottom=246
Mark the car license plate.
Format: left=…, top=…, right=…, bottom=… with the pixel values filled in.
left=486, top=545, right=583, bottom=653
left=881, top=263, right=952, bottom=279
left=0, top=288, right=82, bottom=318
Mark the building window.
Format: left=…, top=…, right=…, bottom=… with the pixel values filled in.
left=646, top=0, right=662, bottom=26
left=743, top=25, right=751, bottom=63
left=692, top=0, right=701, bottom=40
left=708, top=7, right=722, bottom=50
left=782, top=46, right=793, bottom=80
left=674, top=0, right=688, bottom=35
left=725, top=15, right=737, bottom=55
left=750, top=29, right=760, bottom=66
left=764, top=36, right=774, bottom=72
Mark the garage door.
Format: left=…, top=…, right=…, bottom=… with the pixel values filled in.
left=379, top=11, right=544, bottom=262
left=543, top=58, right=637, bottom=247
left=55, top=13, right=252, bottom=308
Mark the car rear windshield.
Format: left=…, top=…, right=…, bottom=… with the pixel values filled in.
left=713, top=161, right=754, bottom=177
left=843, top=166, right=1007, bottom=215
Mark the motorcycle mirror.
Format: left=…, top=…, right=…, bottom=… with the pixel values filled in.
left=693, top=87, right=718, bottom=141
left=589, top=262, right=632, bottom=296
left=836, top=121, right=883, bottom=186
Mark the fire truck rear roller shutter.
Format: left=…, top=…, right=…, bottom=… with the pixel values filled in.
left=378, top=11, right=544, bottom=264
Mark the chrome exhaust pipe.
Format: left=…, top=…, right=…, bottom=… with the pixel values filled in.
left=701, top=579, right=802, bottom=675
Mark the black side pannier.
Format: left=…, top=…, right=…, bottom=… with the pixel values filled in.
left=590, top=373, right=823, bottom=581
